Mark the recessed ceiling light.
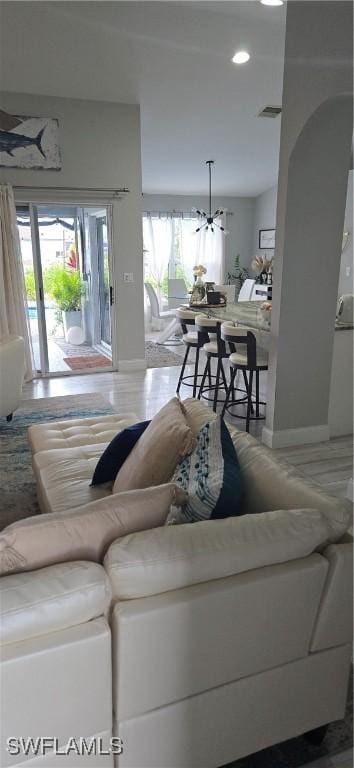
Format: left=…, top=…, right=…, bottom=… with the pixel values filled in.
left=260, top=0, right=284, bottom=6
left=232, top=51, right=250, bottom=65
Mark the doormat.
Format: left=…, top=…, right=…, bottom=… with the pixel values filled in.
left=63, top=354, right=112, bottom=370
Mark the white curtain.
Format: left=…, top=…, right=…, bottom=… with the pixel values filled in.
left=180, top=213, right=225, bottom=285
left=179, top=217, right=197, bottom=286
left=0, top=184, right=34, bottom=380
left=143, top=215, right=173, bottom=305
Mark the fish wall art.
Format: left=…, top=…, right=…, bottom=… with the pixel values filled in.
left=0, top=110, right=61, bottom=170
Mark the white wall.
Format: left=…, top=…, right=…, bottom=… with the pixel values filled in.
left=0, top=91, right=145, bottom=365
left=264, top=0, right=353, bottom=446
left=142, top=194, right=255, bottom=279
left=339, top=171, right=354, bottom=296
left=252, top=186, right=277, bottom=257
left=253, top=173, right=353, bottom=296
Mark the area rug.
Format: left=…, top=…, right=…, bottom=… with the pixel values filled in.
left=145, top=340, right=184, bottom=368
left=225, top=671, right=352, bottom=768
left=63, top=354, right=111, bottom=370
left=0, top=394, right=113, bottom=530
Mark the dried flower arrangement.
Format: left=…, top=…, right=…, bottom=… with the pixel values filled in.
left=251, top=255, right=273, bottom=275
left=193, top=264, right=207, bottom=278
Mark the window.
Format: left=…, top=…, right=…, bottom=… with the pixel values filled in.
left=143, top=212, right=224, bottom=303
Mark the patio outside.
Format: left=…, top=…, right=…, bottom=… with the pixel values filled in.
left=18, top=209, right=112, bottom=374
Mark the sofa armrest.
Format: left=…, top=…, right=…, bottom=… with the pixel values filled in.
left=0, top=561, right=111, bottom=646
left=230, top=429, right=352, bottom=542
left=311, top=536, right=353, bottom=651
left=104, top=508, right=328, bottom=600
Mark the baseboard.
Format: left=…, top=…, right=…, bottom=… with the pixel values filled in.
left=118, top=358, right=147, bottom=372
left=262, top=424, right=330, bottom=449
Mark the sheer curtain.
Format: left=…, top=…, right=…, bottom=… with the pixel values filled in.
left=0, top=184, right=34, bottom=380
left=180, top=213, right=225, bottom=285
left=143, top=215, right=173, bottom=305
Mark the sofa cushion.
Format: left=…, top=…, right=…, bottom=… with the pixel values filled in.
left=33, top=444, right=112, bottom=515
left=28, top=413, right=138, bottom=454
left=0, top=484, right=185, bottom=576
left=91, top=420, right=150, bottom=486
left=230, top=428, right=352, bottom=542
left=0, top=561, right=111, bottom=645
left=166, top=417, right=244, bottom=523
left=104, top=507, right=329, bottom=599
left=113, top=398, right=196, bottom=493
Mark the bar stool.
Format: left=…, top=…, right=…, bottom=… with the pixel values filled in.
left=221, top=321, right=268, bottom=432
left=175, top=308, right=204, bottom=397
left=195, top=314, right=230, bottom=412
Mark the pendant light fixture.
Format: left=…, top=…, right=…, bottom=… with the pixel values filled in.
left=193, top=160, right=228, bottom=235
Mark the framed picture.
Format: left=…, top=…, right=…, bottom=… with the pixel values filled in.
left=259, top=228, right=275, bottom=249
left=0, top=114, right=61, bottom=170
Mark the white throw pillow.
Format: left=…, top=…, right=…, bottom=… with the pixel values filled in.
left=0, top=484, right=186, bottom=575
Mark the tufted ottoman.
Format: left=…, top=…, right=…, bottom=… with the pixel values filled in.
left=28, top=413, right=138, bottom=453
left=28, top=413, right=138, bottom=515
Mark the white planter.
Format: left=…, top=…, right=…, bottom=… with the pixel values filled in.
left=63, top=310, right=82, bottom=342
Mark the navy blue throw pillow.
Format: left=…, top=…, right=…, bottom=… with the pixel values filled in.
left=91, top=420, right=150, bottom=486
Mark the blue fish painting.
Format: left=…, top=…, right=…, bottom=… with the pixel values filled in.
left=0, top=113, right=61, bottom=170
left=0, top=127, right=46, bottom=158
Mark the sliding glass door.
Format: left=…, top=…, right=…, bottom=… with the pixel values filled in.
left=17, top=203, right=114, bottom=375
left=83, top=209, right=112, bottom=354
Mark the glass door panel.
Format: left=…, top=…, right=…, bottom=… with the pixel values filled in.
left=97, top=215, right=111, bottom=347
left=16, top=202, right=114, bottom=375
left=17, top=206, right=41, bottom=372
left=83, top=208, right=112, bottom=362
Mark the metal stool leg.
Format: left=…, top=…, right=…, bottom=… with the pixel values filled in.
left=220, top=360, right=228, bottom=392
left=222, top=366, right=237, bottom=419
left=242, top=369, right=254, bottom=415
left=246, top=369, right=254, bottom=432
left=256, top=369, right=260, bottom=417
left=231, top=369, right=236, bottom=401
left=207, top=363, right=212, bottom=388
left=198, top=356, right=210, bottom=400
left=176, top=344, right=190, bottom=394
left=193, top=346, right=200, bottom=398
left=213, top=357, right=223, bottom=412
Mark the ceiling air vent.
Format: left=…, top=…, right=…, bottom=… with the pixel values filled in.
left=258, top=105, right=282, bottom=118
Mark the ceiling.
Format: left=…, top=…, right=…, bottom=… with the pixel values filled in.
left=0, top=1, right=286, bottom=196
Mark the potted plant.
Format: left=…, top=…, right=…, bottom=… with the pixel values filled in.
left=45, top=264, right=83, bottom=341
left=227, top=254, right=249, bottom=298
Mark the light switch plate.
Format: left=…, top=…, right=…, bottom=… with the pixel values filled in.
left=123, top=272, right=134, bottom=283
left=346, top=266, right=351, bottom=277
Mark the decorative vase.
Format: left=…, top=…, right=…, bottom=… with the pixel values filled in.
left=196, top=276, right=205, bottom=300
left=190, top=276, right=206, bottom=304
left=63, top=310, right=82, bottom=341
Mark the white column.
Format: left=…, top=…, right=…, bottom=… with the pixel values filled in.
left=263, top=1, right=353, bottom=449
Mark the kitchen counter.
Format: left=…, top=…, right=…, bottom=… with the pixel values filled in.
left=194, top=300, right=354, bottom=333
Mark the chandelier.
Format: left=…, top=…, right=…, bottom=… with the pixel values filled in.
left=193, top=160, right=228, bottom=235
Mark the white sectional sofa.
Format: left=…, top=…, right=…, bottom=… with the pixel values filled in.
left=0, top=409, right=352, bottom=768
